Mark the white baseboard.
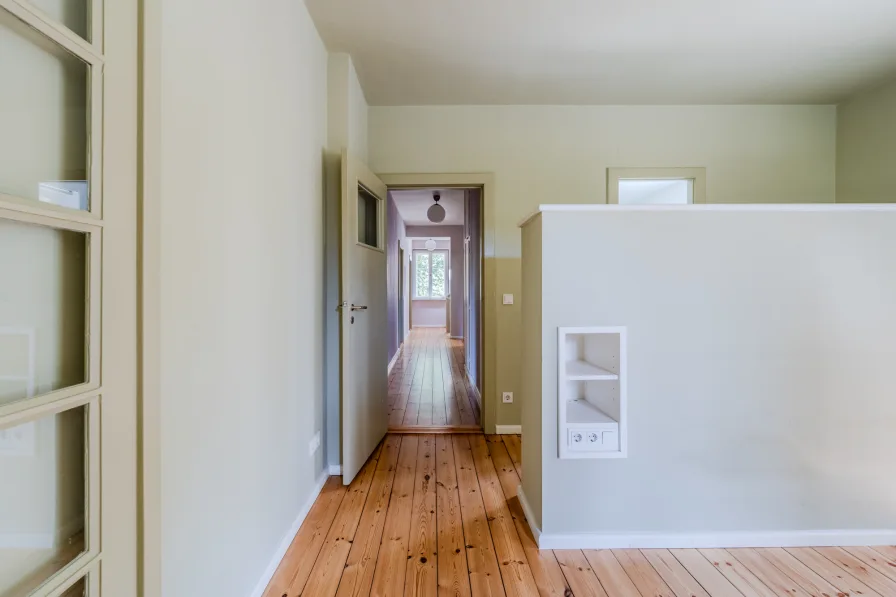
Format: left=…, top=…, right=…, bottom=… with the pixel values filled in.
left=328, top=464, right=342, bottom=475
left=449, top=335, right=464, bottom=339
left=495, top=425, right=521, bottom=434
left=387, top=345, right=402, bottom=376
left=249, top=470, right=329, bottom=597
left=517, top=485, right=541, bottom=544
left=535, top=529, right=896, bottom=550
left=466, top=370, right=482, bottom=409
left=519, top=484, right=896, bottom=550
left=412, top=324, right=446, bottom=328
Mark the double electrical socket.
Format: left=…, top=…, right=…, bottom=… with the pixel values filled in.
left=568, top=428, right=618, bottom=452
left=502, top=392, right=514, bottom=403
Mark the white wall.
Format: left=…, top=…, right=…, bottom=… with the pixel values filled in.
left=157, top=2, right=328, bottom=596
left=324, top=54, right=369, bottom=469
left=526, top=207, right=896, bottom=539
left=411, top=300, right=447, bottom=327
left=837, top=78, right=896, bottom=203
left=369, top=105, right=838, bottom=428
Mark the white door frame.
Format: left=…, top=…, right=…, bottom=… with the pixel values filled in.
left=378, top=173, right=496, bottom=433
left=0, top=0, right=139, bottom=594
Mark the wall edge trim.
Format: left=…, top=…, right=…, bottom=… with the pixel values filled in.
left=517, top=485, right=541, bottom=543
left=536, top=529, right=896, bottom=550
left=249, top=470, right=329, bottom=597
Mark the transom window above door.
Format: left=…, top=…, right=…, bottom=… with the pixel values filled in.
left=607, top=167, right=706, bottom=205
left=414, top=249, right=448, bottom=299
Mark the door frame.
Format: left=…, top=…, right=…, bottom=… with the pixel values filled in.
left=378, top=173, right=496, bottom=434
left=0, top=0, right=139, bottom=594
left=398, top=246, right=405, bottom=345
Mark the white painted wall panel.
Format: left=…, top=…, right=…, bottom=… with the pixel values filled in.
left=530, top=208, right=896, bottom=537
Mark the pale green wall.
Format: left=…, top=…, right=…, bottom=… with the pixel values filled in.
left=519, top=215, right=543, bottom=527
left=837, top=78, right=896, bottom=203
left=157, top=1, right=329, bottom=595
left=369, top=105, right=837, bottom=428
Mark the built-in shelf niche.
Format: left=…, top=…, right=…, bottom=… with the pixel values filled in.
left=558, top=327, right=627, bottom=458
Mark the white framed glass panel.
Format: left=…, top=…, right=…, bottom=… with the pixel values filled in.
left=0, top=7, right=91, bottom=210
left=59, top=575, right=87, bottom=597
left=414, top=252, right=430, bottom=298
left=618, top=179, right=693, bottom=205
left=357, top=185, right=379, bottom=248
left=28, top=0, right=90, bottom=42
left=413, top=250, right=448, bottom=298
left=607, top=167, right=706, bottom=204
left=0, top=219, right=88, bottom=408
left=430, top=252, right=446, bottom=298
left=0, top=405, right=86, bottom=597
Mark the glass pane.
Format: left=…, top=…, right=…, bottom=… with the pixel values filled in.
left=0, top=9, right=90, bottom=210
left=415, top=252, right=430, bottom=297
left=0, top=220, right=88, bottom=407
left=618, top=179, right=692, bottom=205
left=29, top=0, right=90, bottom=41
left=357, top=186, right=379, bottom=247
left=431, top=252, right=446, bottom=298
left=0, top=406, right=87, bottom=597
left=60, top=576, right=87, bottom=597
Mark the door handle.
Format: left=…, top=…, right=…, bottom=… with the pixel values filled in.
left=351, top=304, right=368, bottom=311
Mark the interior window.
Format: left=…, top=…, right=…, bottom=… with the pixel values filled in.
left=618, top=179, right=693, bottom=205
left=357, top=185, right=379, bottom=247
left=414, top=250, right=448, bottom=298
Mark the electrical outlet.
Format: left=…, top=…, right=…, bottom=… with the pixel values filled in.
left=502, top=392, right=513, bottom=404
left=308, top=431, right=321, bottom=456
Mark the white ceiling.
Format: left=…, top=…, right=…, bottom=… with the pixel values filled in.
left=305, top=0, right=896, bottom=105
left=391, top=189, right=465, bottom=226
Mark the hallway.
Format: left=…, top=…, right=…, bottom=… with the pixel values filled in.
left=388, top=328, right=481, bottom=431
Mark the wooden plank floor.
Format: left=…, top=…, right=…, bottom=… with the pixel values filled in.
left=263, top=434, right=896, bottom=597
left=388, top=328, right=481, bottom=432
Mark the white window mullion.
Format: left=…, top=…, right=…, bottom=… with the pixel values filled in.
left=427, top=256, right=434, bottom=297
left=0, top=196, right=104, bottom=227
left=89, top=65, right=104, bottom=218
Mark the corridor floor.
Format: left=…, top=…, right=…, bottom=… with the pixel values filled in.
left=387, top=328, right=481, bottom=432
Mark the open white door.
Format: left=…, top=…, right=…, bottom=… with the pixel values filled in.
left=340, top=150, right=389, bottom=484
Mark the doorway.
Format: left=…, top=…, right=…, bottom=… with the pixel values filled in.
left=385, top=187, right=484, bottom=432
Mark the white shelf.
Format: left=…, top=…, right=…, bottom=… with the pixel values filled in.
left=566, top=360, right=618, bottom=380
left=566, top=400, right=617, bottom=426
left=558, top=326, right=627, bottom=458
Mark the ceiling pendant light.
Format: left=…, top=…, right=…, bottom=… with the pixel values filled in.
left=424, top=238, right=437, bottom=251
left=427, top=191, right=446, bottom=223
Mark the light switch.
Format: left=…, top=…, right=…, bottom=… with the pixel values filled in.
left=502, top=294, right=514, bottom=305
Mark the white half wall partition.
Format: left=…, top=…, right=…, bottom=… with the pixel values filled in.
left=520, top=204, right=896, bottom=549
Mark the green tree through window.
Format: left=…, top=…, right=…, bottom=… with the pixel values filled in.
left=415, top=252, right=430, bottom=297
left=431, top=252, right=446, bottom=297
left=414, top=249, right=448, bottom=298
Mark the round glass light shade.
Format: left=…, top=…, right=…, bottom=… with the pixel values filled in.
left=424, top=238, right=437, bottom=251
left=427, top=203, right=446, bottom=223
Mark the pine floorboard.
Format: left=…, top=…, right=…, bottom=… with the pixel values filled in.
left=265, top=436, right=895, bottom=597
